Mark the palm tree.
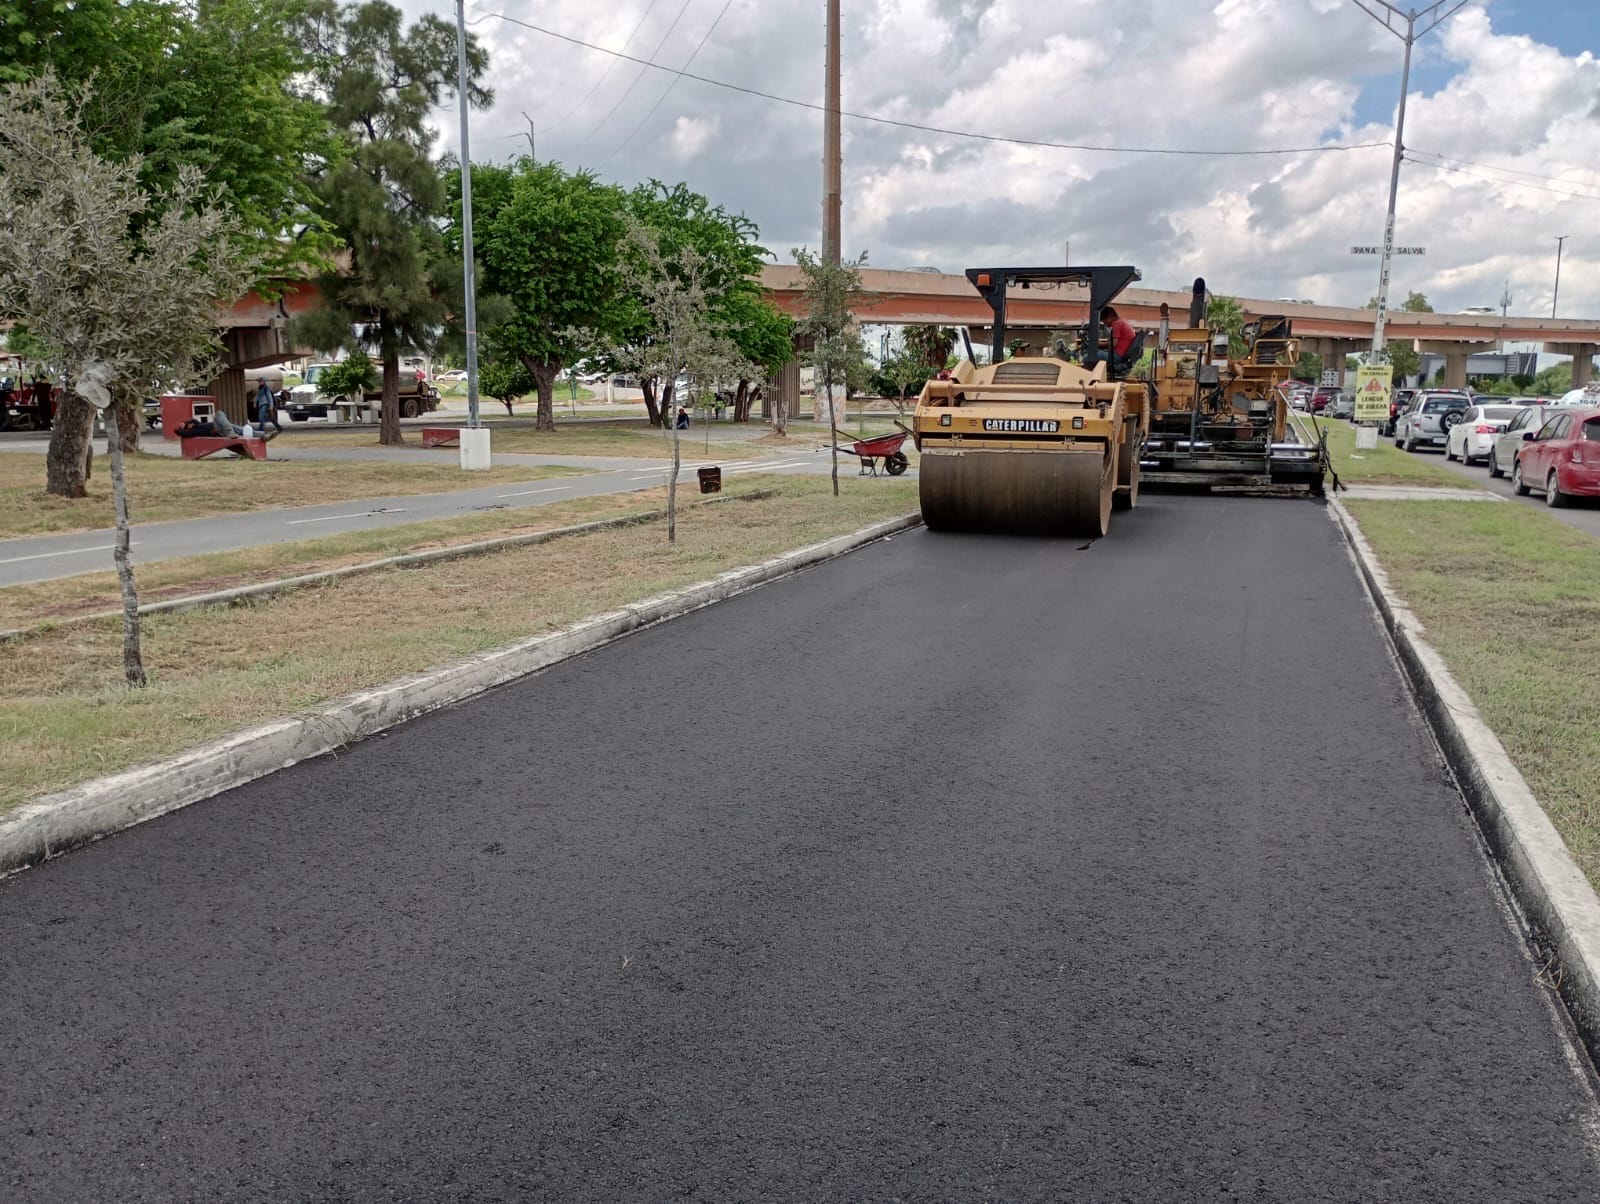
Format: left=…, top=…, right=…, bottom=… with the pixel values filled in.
left=1205, top=294, right=1247, bottom=358
left=904, top=324, right=957, bottom=371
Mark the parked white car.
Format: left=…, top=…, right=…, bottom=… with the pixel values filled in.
left=1488, top=405, right=1554, bottom=479
left=436, top=369, right=468, bottom=383
left=1445, top=404, right=1527, bottom=465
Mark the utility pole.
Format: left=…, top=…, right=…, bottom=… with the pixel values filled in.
left=1351, top=1, right=1471, bottom=358
left=1500, top=279, right=1512, bottom=317
left=454, top=0, right=486, bottom=465
left=521, top=110, right=536, bottom=160
left=1553, top=235, right=1569, bottom=318
left=822, top=0, right=841, bottom=265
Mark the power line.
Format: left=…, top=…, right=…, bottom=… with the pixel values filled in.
left=1406, top=147, right=1600, bottom=195
left=1404, top=152, right=1600, bottom=203
left=544, top=0, right=666, bottom=129
left=567, top=0, right=695, bottom=158
left=598, top=0, right=736, bottom=168
left=472, top=9, right=1392, bottom=159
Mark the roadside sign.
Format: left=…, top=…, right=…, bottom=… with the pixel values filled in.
left=1354, top=364, right=1393, bottom=423
left=1351, top=246, right=1426, bottom=255
left=1321, top=370, right=1339, bottom=386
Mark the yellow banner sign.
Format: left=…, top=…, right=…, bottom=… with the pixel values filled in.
left=1354, top=364, right=1393, bottom=423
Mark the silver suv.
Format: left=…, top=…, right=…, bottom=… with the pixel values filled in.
left=1394, top=390, right=1471, bottom=453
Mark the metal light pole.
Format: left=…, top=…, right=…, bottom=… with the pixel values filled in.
left=1352, top=1, right=1471, bottom=357
left=1553, top=235, right=1569, bottom=319
left=455, top=0, right=480, bottom=431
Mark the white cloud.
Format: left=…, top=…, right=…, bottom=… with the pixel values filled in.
left=426, top=0, right=1600, bottom=314
left=669, top=114, right=718, bottom=161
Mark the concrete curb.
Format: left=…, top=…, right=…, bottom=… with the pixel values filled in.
left=0, top=490, right=776, bottom=644
left=0, top=511, right=921, bottom=878
left=1330, top=498, right=1600, bottom=1061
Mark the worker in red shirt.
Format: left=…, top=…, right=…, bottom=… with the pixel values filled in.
left=1100, top=306, right=1137, bottom=362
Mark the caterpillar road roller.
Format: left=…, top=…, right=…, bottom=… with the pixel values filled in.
left=1139, top=278, right=1329, bottom=493
left=911, top=266, right=1150, bottom=537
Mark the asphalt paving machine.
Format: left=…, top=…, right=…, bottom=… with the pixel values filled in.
left=1139, top=279, right=1328, bottom=493
left=911, top=266, right=1151, bottom=537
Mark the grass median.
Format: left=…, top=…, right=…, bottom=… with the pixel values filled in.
left=1344, top=498, right=1600, bottom=886
left=1, top=453, right=587, bottom=539
left=1318, top=420, right=1464, bottom=488
left=0, top=475, right=918, bottom=813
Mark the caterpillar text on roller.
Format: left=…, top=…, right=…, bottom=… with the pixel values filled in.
left=911, top=265, right=1151, bottom=537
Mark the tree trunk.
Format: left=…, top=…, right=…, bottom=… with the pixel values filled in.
left=525, top=357, right=559, bottom=431
left=379, top=343, right=403, bottom=445
left=827, top=368, right=839, bottom=497
left=771, top=381, right=787, bottom=437
left=114, top=400, right=140, bottom=454
left=733, top=380, right=751, bottom=422
left=660, top=380, right=675, bottom=430
left=104, top=405, right=147, bottom=688
left=641, top=377, right=661, bottom=428
left=502, top=397, right=516, bottom=417
left=45, top=393, right=96, bottom=498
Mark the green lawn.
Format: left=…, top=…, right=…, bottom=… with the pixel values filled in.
left=1319, top=420, right=1466, bottom=488
left=1345, top=498, right=1600, bottom=887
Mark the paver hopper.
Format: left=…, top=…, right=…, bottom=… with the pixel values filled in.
left=910, top=266, right=1150, bottom=537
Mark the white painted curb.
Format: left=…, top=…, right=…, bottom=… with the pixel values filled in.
left=1331, top=498, right=1600, bottom=1059
left=0, top=513, right=921, bottom=877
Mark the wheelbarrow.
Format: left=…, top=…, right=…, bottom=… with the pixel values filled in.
left=830, top=421, right=912, bottom=476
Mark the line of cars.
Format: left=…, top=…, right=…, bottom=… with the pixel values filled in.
left=1388, top=385, right=1600, bottom=508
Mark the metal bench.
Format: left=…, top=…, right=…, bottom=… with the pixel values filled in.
left=420, top=427, right=461, bottom=448
left=180, top=436, right=268, bottom=461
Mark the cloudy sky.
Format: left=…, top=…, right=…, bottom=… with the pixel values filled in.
left=431, top=0, right=1599, bottom=316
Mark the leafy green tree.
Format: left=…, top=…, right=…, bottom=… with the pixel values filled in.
left=317, top=350, right=378, bottom=398
left=624, top=181, right=769, bottom=428
left=1533, top=362, right=1573, bottom=395
left=793, top=246, right=874, bottom=496
left=871, top=346, right=932, bottom=411
left=293, top=1, right=490, bottom=445
left=1386, top=340, right=1420, bottom=384
left=610, top=219, right=753, bottom=541
left=0, top=76, right=256, bottom=682
left=1366, top=291, right=1433, bottom=313
left=1, top=0, right=341, bottom=289
left=455, top=159, right=630, bottom=432
left=720, top=290, right=793, bottom=424
left=1293, top=349, right=1322, bottom=384
left=479, top=355, right=535, bottom=416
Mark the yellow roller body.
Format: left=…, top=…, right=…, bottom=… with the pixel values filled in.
left=911, top=356, right=1148, bottom=538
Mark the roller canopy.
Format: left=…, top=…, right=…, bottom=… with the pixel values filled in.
left=965, top=266, right=1141, bottom=365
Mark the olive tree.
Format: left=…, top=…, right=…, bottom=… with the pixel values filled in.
left=0, top=75, right=256, bottom=685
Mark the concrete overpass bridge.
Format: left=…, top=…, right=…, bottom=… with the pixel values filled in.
left=761, top=266, right=1600, bottom=390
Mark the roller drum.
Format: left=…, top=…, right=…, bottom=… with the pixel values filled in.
left=919, top=447, right=1114, bottom=537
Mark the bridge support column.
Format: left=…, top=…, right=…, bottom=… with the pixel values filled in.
left=1417, top=340, right=1497, bottom=391
left=1547, top=342, right=1596, bottom=390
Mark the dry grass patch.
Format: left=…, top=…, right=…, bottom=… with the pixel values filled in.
left=1345, top=498, right=1600, bottom=886
left=0, top=489, right=682, bottom=630
left=305, top=423, right=834, bottom=462
left=0, top=452, right=585, bottom=539
left=0, top=475, right=918, bottom=811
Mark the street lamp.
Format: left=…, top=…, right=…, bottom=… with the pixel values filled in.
left=454, top=0, right=483, bottom=448
left=1553, top=235, right=1569, bottom=319
left=1351, top=1, right=1471, bottom=358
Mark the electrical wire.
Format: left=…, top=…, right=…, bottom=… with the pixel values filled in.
left=472, top=9, right=1392, bottom=159
left=598, top=0, right=736, bottom=168
left=1404, top=151, right=1600, bottom=203
left=1406, top=147, right=1600, bottom=195
left=567, top=0, right=696, bottom=158
left=544, top=0, right=666, bottom=129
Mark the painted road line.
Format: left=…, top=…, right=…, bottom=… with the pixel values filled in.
left=0, top=542, right=122, bottom=565
left=286, top=508, right=410, bottom=527
left=494, top=486, right=571, bottom=499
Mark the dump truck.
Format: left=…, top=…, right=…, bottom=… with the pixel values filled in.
left=1139, top=279, right=1328, bottom=493
left=911, top=266, right=1151, bottom=537
left=286, top=363, right=440, bottom=422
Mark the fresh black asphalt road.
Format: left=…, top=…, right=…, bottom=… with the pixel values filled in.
left=3, top=494, right=1598, bottom=1201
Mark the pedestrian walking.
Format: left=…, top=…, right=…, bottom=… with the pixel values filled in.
left=254, top=379, right=283, bottom=435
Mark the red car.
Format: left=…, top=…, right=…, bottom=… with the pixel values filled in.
left=1512, top=406, right=1600, bottom=507
left=1309, top=385, right=1340, bottom=413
